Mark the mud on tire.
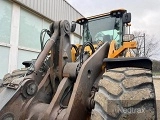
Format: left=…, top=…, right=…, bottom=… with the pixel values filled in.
left=91, top=67, right=156, bottom=120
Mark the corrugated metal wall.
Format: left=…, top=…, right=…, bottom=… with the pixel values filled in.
left=16, top=0, right=83, bottom=22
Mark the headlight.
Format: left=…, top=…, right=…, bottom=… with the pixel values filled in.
left=26, top=82, right=37, bottom=96
left=21, top=80, right=38, bottom=99
left=1, top=113, right=14, bottom=120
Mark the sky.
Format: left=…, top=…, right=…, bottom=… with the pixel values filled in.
left=66, top=0, right=160, bottom=60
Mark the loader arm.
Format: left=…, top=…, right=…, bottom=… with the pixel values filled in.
left=0, top=20, right=72, bottom=119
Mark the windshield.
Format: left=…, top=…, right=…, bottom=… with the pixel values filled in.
left=87, top=16, right=123, bottom=47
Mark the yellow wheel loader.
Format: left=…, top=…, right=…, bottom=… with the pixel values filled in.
left=0, top=9, right=156, bottom=120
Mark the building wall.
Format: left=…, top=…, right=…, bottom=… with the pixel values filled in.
left=0, top=0, right=83, bottom=79
left=16, top=0, right=83, bottom=22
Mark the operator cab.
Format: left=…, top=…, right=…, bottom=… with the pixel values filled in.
left=71, top=9, right=131, bottom=47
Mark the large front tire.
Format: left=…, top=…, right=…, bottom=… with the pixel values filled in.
left=91, top=67, right=156, bottom=120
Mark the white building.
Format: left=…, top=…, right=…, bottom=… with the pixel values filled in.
left=0, top=0, right=83, bottom=79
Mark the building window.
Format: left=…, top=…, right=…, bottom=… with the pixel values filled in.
left=18, top=8, right=51, bottom=69
left=0, top=0, right=12, bottom=43
left=0, top=46, right=9, bottom=78
left=19, top=8, right=43, bottom=50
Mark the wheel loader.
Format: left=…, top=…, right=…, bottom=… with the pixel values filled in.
left=0, top=9, right=157, bottom=120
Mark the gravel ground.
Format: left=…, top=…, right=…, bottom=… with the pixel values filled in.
left=153, top=78, right=160, bottom=119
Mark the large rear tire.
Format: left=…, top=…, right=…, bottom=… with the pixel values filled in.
left=91, top=67, right=156, bottom=120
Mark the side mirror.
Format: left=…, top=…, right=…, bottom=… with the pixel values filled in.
left=71, top=21, right=76, bottom=32
left=122, top=13, right=131, bottom=24
left=123, top=34, right=134, bottom=41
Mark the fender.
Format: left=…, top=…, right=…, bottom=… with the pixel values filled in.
left=104, top=57, right=152, bottom=70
